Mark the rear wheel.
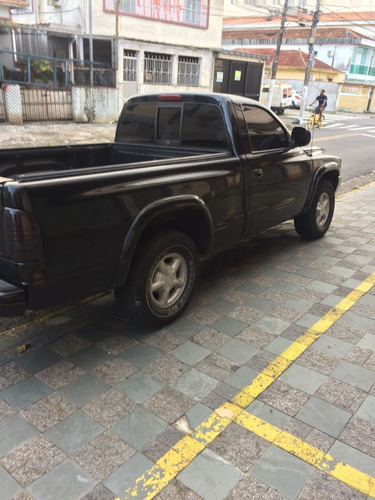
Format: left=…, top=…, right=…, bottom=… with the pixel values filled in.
left=318, top=114, right=324, bottom=128
left=294, top=180, right=335, bottom=239
left=116, top=230, right=198, bottom=327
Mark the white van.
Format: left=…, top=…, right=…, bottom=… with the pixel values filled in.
left=261, top=83, right=293, bottom=114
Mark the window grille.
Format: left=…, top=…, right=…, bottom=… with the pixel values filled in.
left=178, top=56, right=200, bottom=86
left=123, top=50, right=137, bottom=82
left=119, top=0, right=136, bottom=14
left=144, top=52, right=172, bottom=85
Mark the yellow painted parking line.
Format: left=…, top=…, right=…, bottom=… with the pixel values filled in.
left=236, top=411, right=375, bottom=498
left=119, top=271, right=375, bottom=500
left=0, top=293, right=109, bottom=339
left=312, top=132, right=360, bottom=141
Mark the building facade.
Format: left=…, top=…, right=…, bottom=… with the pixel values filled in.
left=222, top=10, right=375, bottom=111
left=1, top=0, right=226, bottom=106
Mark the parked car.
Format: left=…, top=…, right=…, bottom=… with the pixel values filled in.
left=0, top=92, right=341, bottom=326
left=291, top=90, right=304, bottom=108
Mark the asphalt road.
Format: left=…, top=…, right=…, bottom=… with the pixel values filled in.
left=285, top=109, right=375, bottom=184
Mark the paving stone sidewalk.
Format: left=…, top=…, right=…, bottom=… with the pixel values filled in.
left=0, top=130, right=375, bottom=499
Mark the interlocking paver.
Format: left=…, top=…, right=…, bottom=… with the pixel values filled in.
left=178, top=449, right=241, bottom=500
left=0, top=168, right=375, bottom=499
left=1, top=377, right=51, bottom=410
left=26, top=459, right=96, bottom=500
left=249, top=445, right=315, bottom=499
left=45, top=411, right=104, bottom=455
left=296, top=396, right=351, bottom=438
left=111, top=407, right=166, bottom=450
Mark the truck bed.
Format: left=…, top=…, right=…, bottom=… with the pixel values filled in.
left=0, top=142, right=215, bottom=180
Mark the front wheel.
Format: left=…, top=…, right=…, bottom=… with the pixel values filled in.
left=116, top=230, right=198, bottom=327
left=294, top=180, right=335, bottom=239
left=308, top=115, right=315, bottom=130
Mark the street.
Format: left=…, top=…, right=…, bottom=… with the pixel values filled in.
left=286, top=109, right=375, bottom=183
left=0, top=117, right=375, bottom=499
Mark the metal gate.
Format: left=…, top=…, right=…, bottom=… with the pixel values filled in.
left=213, top=58, right=263, bottom=101
left=0, top=89, right=6, bottom=122
left=21, top=87, right=73, bottom=121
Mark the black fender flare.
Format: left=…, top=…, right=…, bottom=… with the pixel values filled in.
left=114, top=195, right=214, bottom=289
left=299, top=163, right=340, bottom=216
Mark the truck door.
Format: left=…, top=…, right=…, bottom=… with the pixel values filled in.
left=239, top=104, right=312, bottom=235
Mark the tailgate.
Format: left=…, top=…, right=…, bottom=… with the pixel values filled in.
left=0, top=176, right=27, bottom=316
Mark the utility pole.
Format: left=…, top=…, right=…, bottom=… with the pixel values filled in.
left=89, top=0, right=94, bottom=86
left=116, top=0, right=119, bottom=38
left=267, top=0, right=289, bottom=109
left=297, top=0, right=320, bottom=124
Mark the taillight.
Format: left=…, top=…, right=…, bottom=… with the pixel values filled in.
left=4, top=208, right=44, bottom=262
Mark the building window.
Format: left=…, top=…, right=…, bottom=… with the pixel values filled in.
left=350, top=47, right=369, bottom=76
left=178, top=56, right=200, bottom=86
left=123, top=50, right=137, bottom=81
left=119, top=0, right=136, bottom=14
left=144, top=52, right=172, bottom=84
left=184, top=0, right=201, bottom=25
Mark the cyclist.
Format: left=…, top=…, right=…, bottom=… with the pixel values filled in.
left=310, top=89, right=327, bottom=119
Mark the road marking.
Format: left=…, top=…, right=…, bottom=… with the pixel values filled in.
left=0, top=293, right=109, bottom=339
left=236, top=411, right=375, bottom=498
left=361, top=133, right=375, bottom=138
left=323, top=123, right=344, bottom=129
left=311, top=132, right=360, bottom=141
left=119, top=271, right=375, bottom=500
left=345, top=126, right=374, bottom=130
left=337, top=180, right=375, bottom=198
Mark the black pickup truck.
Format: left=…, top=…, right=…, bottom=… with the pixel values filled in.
left=0, top=92, right=341, bottom=326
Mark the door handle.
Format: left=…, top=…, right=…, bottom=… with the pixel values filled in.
left=253, top=168, right=263, bottom=178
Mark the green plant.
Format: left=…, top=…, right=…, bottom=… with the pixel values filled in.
left=31, top=59, right=53, bottom=83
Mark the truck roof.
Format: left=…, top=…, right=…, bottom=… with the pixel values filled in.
left=125, top=92, right=264, bottom=108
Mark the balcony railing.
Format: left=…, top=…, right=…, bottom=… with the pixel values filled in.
left=0, top=50, right=112, bottom=88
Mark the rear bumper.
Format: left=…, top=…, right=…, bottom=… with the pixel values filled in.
left=0, top=279, right=26, bottom=316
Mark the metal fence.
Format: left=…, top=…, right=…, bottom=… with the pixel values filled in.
left=0, top=50, right=112, bottom=88
left=21, top=87, right=73, bottom=121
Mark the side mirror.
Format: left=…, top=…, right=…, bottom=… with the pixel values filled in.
left=291, top=126, right=311, bottom=147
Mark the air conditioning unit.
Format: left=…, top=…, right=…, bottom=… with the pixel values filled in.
left=327, top=50, right=333, bottom=57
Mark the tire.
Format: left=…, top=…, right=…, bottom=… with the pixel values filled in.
left=294, top=180, right=335, bottom=239
left=318, top=114, right=324, bottom=128
left=308, top=115, right=315, bottom=130
left=116, top=230, right=198, bottom=327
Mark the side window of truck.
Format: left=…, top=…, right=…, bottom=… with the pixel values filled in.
left=182, top=104, right=228, bottom=149
left=242, top=105, right=287, bottom=152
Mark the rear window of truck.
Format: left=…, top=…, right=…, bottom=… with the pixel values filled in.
left=118, top=102, right=228, bottom=149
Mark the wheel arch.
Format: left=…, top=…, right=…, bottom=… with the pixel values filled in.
left=299, top=165, right=340, bottom=216
left=114, top=195, right=213, bottom=289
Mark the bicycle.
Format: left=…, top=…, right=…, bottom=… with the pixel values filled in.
left=308, top=108, right=325, bottom=129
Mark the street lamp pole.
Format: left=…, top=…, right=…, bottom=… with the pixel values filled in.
left=267, top=0, right=289, bottom=109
